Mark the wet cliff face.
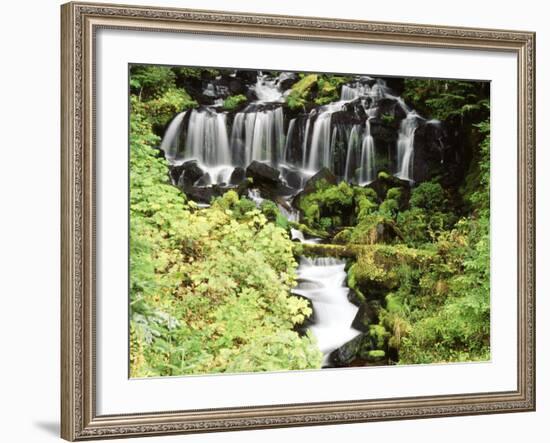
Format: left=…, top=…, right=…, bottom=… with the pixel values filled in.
left=159, top=70, right=464, bottom=197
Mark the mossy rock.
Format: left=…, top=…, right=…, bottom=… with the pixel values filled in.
left=333, top=228, right=353, bottom=244
left=366, top=350, right=386, bottom=362
left=351, top=300, right=381, bottom=331
left=367, top=171, right=411, bottom=202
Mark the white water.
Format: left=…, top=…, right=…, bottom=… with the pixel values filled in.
left=159, top=73, right=425, bottom=186
left=395, top=112, right=419, bottom=182
left=160, top=111, right=187, bottom=161
left=293, top=257, right=361, bottom=365
left=359, top=119, right=376, bottom=185
left=230, top=106, right=285, bottom=166
left=253, top=72, right=285, bottom=103
left=185, top=109, right=231, bottom=166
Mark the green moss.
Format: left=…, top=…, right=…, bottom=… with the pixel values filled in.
left=132, top=88, right=197, bottom=132
left=223, top=94, right=248, bottom=111
left=369, top=325, right=389, bottom=349
left=286, top=74, right=318, bottom=110
left=315, top=76, right=352, bottom=105
left=410, top=182, right=447, bottom=212
left=380, top=113, right=395, bottom=125
left=333, top=228, right=353, bottom=244
left=366, top=350, right=386, bottom=361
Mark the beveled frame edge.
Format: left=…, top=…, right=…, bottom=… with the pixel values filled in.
left=60, top=1, right=536, bottom=441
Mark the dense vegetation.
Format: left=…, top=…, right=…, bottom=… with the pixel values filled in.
left=129, top=77, right=322, bottom=377
left=129, top=65, right=490, bottom=375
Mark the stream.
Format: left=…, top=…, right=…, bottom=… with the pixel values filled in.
left=292, top=256, right=362, bottom=366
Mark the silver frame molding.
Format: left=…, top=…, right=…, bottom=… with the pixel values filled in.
left=61, top=2, right=536, bottom=440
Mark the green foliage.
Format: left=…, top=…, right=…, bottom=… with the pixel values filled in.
left=223, top=94, right=248, bottom=111
left=315, top=75, right=352, bottom=105
left=462, top=116, right=490, bottom=216
left=172, top=67, right=220, bottom=80
left=130, top=65, right=177, bottom=99
left=129, top=93, right=322, bottom=377
left=286, top=74, right=352, bottom=109
left=402, top=78, right=489, bottom=121
left=132, top=88, right=197, bottom=130
left=298, top=180, right=355, bottom=231
left=286, top=74, right=318, bottom=110
left=409, top=182, right=447, bottom=211
left=128, top=65, right=491, bottom=371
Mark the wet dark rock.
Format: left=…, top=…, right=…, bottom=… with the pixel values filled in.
left=351, top=301, right=381, bottom=332
left=381, top=77, right=405, bottom=96
left=245, top=161, right=294, bottom=199
left=283, top=169, right=303, bottom=189
left=246, top=160, right=281, bottom=184
left=329, top=333, right=367, bottom=367
left=369, top=118, right=399, bottom=143
left=194, top=174, right=212, bottom=187
left=302, top=167, right=338, bottom=194
left=412, top=120, right=452, bottom=183
left=278, top=72, right=299, bottom=91
left=229, top=167, right=246, bottom=185
left=366, top=173, right=411, bottom=202
left=171, top=160, right=205, bottom=188
left=184, top=186, right=215, bottom=204
left=375, top=97, right=408, bottom=123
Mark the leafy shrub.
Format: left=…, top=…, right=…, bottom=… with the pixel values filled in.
left=130, top=65, right=177, bottom=99
left=129, top=92, right=322, bottom=377
left=223, top=94, right=248, bottom=111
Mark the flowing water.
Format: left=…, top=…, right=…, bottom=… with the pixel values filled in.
left=292, top=257, right=361, bottom=365
left=157, top=72, right=438, bottom=364
left=159, top=73, right=427, bottom=187
left=395, top=112, right=419, bottom=182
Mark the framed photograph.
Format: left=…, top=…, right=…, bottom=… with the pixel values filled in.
left=61, top=1, right=536, bottom=440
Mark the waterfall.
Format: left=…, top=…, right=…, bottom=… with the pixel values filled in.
left=396, top=112, right=419, bottom=182
left=344, top=125, right=361, bottom=181
left=301, top=117, right=312, bottom=169
left=253, top=72, right=285, bottom=102
left=230, top=106, right=285, bottom=166
left=283, top=118, right=296, bottom=163
left=185, top=109, right=231, bottom=166
left=359, top=119, right=376, bottom=184
left=158, top=73, right=432, bottom=189
left=159, top=111, right=187, bottom=161
left=341, top=84, right=370, bottom=101
left=293, top=257, right=361, bottom=365
left=307, top=112, right=333, bottom=170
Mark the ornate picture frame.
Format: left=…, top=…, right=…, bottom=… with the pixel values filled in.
left=61, top=1, right=535, bottom=440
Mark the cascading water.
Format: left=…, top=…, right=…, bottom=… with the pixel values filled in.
left=292, top=257, right=361, bottom=365
left=230, top=106, right=285, bottom=166
left=359, top=119, right=376, bottom=185
left=159, top=72, right=433, bottom=189
left=160, top=111, right=187, bottom=161
left=395, top=112, right=419, bottom=182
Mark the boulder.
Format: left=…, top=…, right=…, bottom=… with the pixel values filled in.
left=229, top=167, right=246, bottom=185
left=184, top=186, right=215, bottom=204
left=277, top=72, right=299, bottom=91
left=245, top=160, right=280, bottom=184
left=375, top=97, right=408, bottom=123
left=283, top=169, right=303, bottom=189
left=171, top=160, right=205, bottom=188
left=351, top=300, right=381, bottom=332
left=302, top=167, right=338, bottom=195
left=412, top=120, right=451, bottom=183
left=366, top=172, right=410, bottom=202
left=329, top=333, right=367, bottom=367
